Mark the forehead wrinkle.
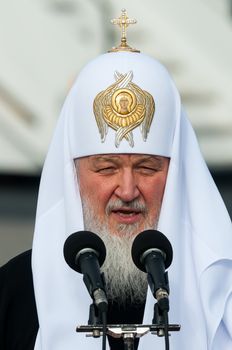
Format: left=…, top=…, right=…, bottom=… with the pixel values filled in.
left=75, top=155, right=169, bottom=171
left=90, top=155, right=121, bottom=161
left=89, top=155, right=122, bottom=167
left=87, top=154, right=166, bottom=161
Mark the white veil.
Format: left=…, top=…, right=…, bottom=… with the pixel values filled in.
left=32, top=52, right=232, bottom=349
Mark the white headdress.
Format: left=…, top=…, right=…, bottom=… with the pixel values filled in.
left=32, top=51, right=232, bottom=349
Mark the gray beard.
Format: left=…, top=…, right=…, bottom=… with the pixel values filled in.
left=81, top=198, right=158, bottom=304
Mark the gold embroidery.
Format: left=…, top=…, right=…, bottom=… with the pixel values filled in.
left=93, top=71, right=155, bottom=147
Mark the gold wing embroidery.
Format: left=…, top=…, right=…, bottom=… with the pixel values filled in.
left=93, top=71, right=155, bottom=147
left=140, top=91, right=155, bottom=141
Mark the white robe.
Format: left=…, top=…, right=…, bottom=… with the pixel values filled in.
left=32, top=52, right=232, bottom=349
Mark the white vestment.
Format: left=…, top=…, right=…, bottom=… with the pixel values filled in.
left=32, top=52, right=232, bottom=349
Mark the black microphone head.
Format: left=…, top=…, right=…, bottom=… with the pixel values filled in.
left=131, top=230, right=173, bottom=272
left=63, top=231, right=106, bottom=273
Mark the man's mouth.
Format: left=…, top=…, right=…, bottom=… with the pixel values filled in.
left=111, top=208, right=142, bottom=223
left=112, top=208, right=140, bottom=215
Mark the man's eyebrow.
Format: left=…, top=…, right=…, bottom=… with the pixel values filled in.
left=90, top=155, right=121, bottom=162
left=89, top=155, right=167, bottom=164
left=134, top=155, right=166, bottom=164
left=137, top=155, right=162, bottom=160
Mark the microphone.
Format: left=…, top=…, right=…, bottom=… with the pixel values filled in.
left=63, top=231, right=108, bottom=312
left=131, top=230, right=173, bottom=311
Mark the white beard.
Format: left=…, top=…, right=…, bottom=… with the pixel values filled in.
left=81, top=198, right=159, bottom=304
left=95, top=229, right=148, bottom=304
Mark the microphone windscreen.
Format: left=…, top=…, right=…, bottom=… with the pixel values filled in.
left=131, top=230, right=173, bottom=272
left=63, top=231, right=106, bottom=272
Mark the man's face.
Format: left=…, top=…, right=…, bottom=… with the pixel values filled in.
left=76, top=154, right=169, bottom=237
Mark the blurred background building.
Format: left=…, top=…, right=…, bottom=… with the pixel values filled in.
left=0, top=0, right=232, bottom=265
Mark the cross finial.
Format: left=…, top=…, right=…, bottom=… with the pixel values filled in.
left=109, top=9, right=140, bottom=53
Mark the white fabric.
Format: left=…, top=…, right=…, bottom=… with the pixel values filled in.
left=32, top=52, right=232, bottom=349
left=69, top=52, right=177, bottom=158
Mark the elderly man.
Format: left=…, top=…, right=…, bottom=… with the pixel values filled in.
left=1, top=10, right=232, bottom=350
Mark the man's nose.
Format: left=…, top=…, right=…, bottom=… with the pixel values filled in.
left=114, top=170, right=140, bottom=202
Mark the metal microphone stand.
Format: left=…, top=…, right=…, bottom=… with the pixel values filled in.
left=79, top=273, right=180, bottom=349
left=76, top=323, right=180, bottom=347
left=77, top=302, right=180, bottom=349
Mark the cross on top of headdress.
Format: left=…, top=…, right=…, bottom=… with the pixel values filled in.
left=109, top=9, right=140, bottom=53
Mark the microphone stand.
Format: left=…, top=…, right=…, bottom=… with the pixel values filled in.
left=153, top=302, right=168, bottom=337
left=77, top=322, right=180, bottom=347
left=123, top=334, right=135, bottom=350
left=147, top=270, right=171, bottom=349
left=80, top=273, right=180, bottom=349
left=87, top=304, right=138, bottom=350
left=88, top=303, right=102, bottom=336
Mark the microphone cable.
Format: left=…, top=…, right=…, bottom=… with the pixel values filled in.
left=102, top=311, right=107, bottom=350
left=163, top=309, right=169, bottom=350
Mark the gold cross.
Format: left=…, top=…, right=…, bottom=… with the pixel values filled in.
left=109, top=9, right=139, bottom=52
